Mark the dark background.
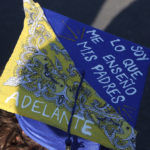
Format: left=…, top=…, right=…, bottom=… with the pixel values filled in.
left=0, top=0, right=150, bottom=149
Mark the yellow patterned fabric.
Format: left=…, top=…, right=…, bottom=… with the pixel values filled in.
left=0, top=0, right=136, bottom=149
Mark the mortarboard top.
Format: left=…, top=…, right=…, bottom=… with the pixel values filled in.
left=0, top=0, right=149, bottom=149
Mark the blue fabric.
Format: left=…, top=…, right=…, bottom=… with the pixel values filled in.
left=16, top=115, right=100, bottom=150
left=43, top=8, right=150, bottom=127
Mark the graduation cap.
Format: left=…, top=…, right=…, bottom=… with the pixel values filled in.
left=0, top=0, right=149, bottom=149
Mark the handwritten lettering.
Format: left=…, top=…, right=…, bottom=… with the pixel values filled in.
left=86, top=29, right=104, bottom=44
left=110, top=39, right=126, bottom=52
left=77, top=41, right=98, bottom=62
left=131, top=46, right=149, bottom=61
left=5, top=93, right=94, bottom=136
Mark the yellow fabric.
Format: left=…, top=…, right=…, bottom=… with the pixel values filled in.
left=0, top=0, right=136, bottom=149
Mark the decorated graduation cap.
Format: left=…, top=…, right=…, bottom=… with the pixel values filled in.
left=0, top=0, right=149, bottom=149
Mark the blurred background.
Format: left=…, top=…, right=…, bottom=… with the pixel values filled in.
left=0, top=0, right=150, bottom=149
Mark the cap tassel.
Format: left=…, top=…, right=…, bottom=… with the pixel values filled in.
left=65, top=137, right=72, bottom=150
left=66, top=145, right=71, bottom=150
left=65, top=72, right=85, bottom=150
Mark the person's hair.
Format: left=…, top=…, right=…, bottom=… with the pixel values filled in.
left=0, top=109, right=47, bottom=150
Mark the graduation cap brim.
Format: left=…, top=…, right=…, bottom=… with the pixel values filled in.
left=16, top=114, right=100, bottom=150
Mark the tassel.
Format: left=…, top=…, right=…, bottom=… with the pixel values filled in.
left=65, top=138, right=72, bottom=150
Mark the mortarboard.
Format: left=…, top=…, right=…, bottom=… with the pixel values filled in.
left=0, top=0, right=149, bottom=149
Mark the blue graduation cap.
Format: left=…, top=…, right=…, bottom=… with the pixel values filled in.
left=16, top=5, right=150, bottom=150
